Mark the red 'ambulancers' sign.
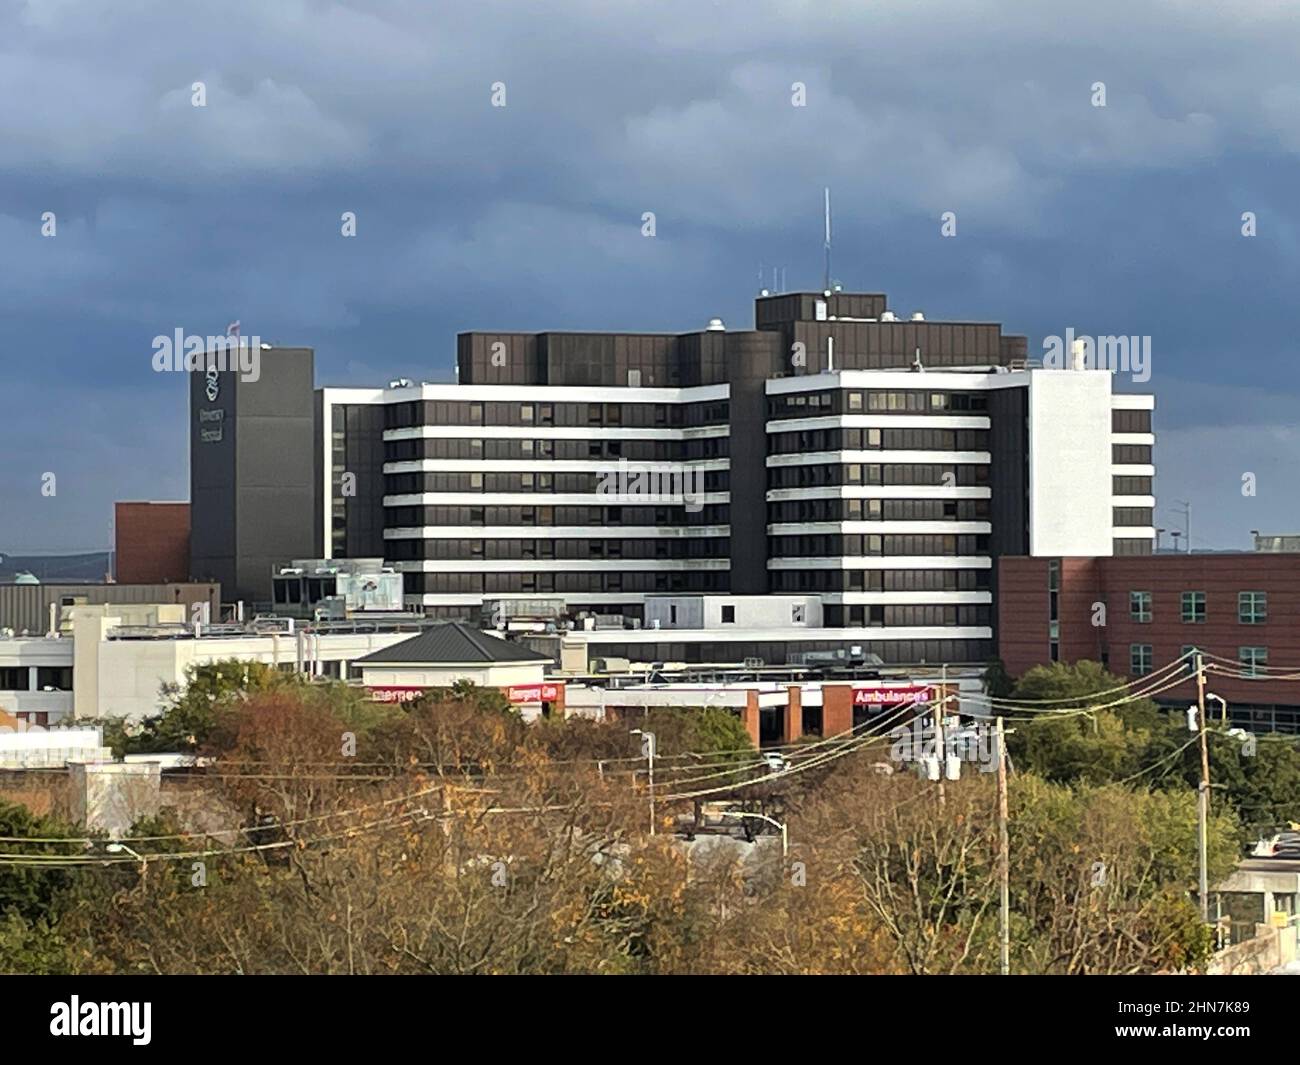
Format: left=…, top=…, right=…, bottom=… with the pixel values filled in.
left=506, top=682, right=564, bottom=704
left=367, top=686, right=426, bottom=704
left=852, top=685, right=933, bottom=707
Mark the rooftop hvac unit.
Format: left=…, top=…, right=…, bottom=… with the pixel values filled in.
left=706, top=318, right=726, bottom=332
left=881, top=310, right=898, bottom=322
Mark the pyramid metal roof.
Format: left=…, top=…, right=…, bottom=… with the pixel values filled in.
left=354, top=622, right=552, bottom=666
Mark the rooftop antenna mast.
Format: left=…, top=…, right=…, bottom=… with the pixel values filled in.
left=823, top=187, right=832, bottom=292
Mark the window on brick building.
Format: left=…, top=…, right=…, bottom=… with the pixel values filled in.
left=1130, top=591, right=1152, bottom=623
left=1130, top=644, right=1153, bottom=676
left=1181, top=591, right=1206, bottom=624
left=1239, top=591, right=1267, bottom=625
left=1239, top=646, right=1268, bottom=678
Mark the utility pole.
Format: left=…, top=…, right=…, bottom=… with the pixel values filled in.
left=935, top=664, right=947, bottom=809
left=996, top=716, right=1010, bottom=975
left=1174, top=500, right=1192, bottom=554
left=1196, top=652, right=1210, bottom=921
left=823, top=187, right=832, bottom=292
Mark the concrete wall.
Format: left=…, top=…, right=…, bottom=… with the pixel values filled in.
left=67, top=761, right=161, bottom=839
left=1028, top=370, right=1114, bottom=557
left=92, top=629, right=417, bottom=720
left=1206, top=923, right=1298, bottom=976
left=0, top=637, right=75, bottom=722
left=0, top=726, right=110, bottom=768
left=0, top=583, right=218, bottom=636
left=643, top=595, right=822, bottom=631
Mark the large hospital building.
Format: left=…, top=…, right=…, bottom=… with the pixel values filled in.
left=187, top=289, right=1154, bottom=667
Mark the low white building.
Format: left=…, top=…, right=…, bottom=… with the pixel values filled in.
left=0, top=603, right=430, bottom=723
left=642, top=594, right=823, bottom=631
left=354, top=622, right=554, bottom=717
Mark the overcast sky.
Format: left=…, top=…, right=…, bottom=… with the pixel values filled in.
left=1, top=0, right=1297, bottom=553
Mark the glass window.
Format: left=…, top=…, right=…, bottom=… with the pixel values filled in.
left=1130, top=644, right=1153, bottom=677
left=1239, top=591, right=1267, bottom=624
left=721, top=605, right=736, bottom=624
left=1240, top=646, right=1268, bottom=678
left=1181, top=591, right=1206, bottom=623
left=1130, top=591, right=1152, bottom=623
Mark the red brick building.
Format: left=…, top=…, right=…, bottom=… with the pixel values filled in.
left=998, top=553, right=1300, bottom=732
left=114, top=502, right=191, bottom=584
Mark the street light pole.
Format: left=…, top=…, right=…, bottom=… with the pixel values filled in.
left=631, top=729, right=656, bottom=836
left=106, top=841, right=148, bottom=890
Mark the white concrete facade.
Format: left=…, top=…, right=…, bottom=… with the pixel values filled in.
left=1027, top=370, right=1115, bottom=557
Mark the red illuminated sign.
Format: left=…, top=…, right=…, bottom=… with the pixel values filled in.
left=367, top=686, right=426, bottom=704
left=851, top=685, right=933, bottom=707
left=368, top=682, right=565, bottom=706
left=506, top=682, right=564, bottom=704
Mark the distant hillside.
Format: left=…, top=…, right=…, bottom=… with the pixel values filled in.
left=0, top=552, right=112, bottom=583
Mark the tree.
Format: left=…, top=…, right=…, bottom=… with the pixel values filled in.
left=1006, top=661, right=1176, bottom=785
left=0, top=801, right=92, bottom=924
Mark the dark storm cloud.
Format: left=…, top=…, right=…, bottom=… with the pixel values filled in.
left=2, top=0, right=1299, bottom=550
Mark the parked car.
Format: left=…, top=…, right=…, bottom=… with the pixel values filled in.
left=1254, top=830, right=1300, bottom=859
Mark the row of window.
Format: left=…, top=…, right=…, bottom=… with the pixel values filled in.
left=822, top=605, right=987, bottom=627
left=1132, top=645, right=1268, bottom=676
left=1113, top=507, right=1155, bottom=527
left=388, top=537, right=729, bottom=560
left=384, top=400, right=729, bottom=431
left=1113, top=475, right=1154, bottom=496
left=769, top=462, right=990, bottom=489
left=386, top=438, right=725, bottom=463
left=589, top=639, right=994, bottom=667
left=1113, top=538, right=1155, bottom=556
left=768, top=390, right=992, bottom=417
left=406, top=571, right=727, bottom=594
left=769, top=533, right=989, bottom=557
left=1113, top=444, right=1153, bottom=465
left=1112, top=409, right=1154, bottom=434
left=385, top=505, right=729, bottom=527
left=769, top=427, right=989, bottom=454
left=769, top=498, right=991, bottom=523
left=1130, top=590, right=1268, bottom=624
left=383, top=471, right=729, bottom=494
left=387, top=436, right=728, bottom=463
left=0, top=666, right=73, bottom=692
left=769, top=568, right=991, bottom=592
